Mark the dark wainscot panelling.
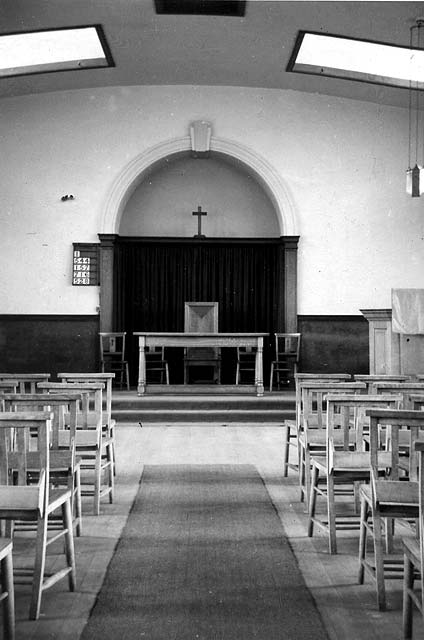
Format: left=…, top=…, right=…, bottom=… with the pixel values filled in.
left=298, top=315, right=369, bottom=375
left=0, top=315, right=99, bottom=380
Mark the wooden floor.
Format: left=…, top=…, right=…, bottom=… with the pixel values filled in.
left=10, top=421, right=417, bottom=640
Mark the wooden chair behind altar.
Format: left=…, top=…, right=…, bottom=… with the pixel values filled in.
left=183, top=302, right=221, bottom=384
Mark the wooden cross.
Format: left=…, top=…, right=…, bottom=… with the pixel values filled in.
left=192, top=205, right=207, bottom=238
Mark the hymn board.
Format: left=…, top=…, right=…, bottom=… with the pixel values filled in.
left=72, top=243, right=100, bottom=286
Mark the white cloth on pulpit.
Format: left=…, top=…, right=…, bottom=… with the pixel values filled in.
left=392, top=288, right=424, bottom=334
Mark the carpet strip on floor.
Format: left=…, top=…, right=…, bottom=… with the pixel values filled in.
left=81, top=464, right=329, bottom=640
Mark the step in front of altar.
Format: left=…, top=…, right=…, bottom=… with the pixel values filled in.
left=112, top=391, right=295, bottom=424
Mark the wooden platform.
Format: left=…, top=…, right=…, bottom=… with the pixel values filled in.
left=111, top=389, right=296, bottom=423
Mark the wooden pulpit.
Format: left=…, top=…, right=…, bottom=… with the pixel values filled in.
left=184, top=302, right=221, bottom=384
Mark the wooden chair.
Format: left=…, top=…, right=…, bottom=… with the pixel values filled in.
left=235, top=346, right=256, bottom=385
left=297, top=380, right=366, bottom=505
left=358, top=408, right=424, bottom=611
left=2, top=392, right=83, bottom=537
left=0, top=411, right=76, bottom=620
left=0, top=538, right=14, bottom=640
left=402, top=439, right=424, bottom=640
left=307, top=393, right=402, bottom=554
left=38, top=382, right=114, bottom=516
left=0, top=374, right=50, bottom=394
left=269, top=333, right=300, bottom=391
left=99, top=332, right=130, bottom=390
left=144, top=347, right=169, bottom=384
left=58, top=372, right=117, bottom=475
left=183, top=302, right=221, bottom=385
left=281, top=373, right=351, bottom=478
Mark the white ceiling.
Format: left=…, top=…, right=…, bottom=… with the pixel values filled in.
left=1, top=0, right=423, bottom=107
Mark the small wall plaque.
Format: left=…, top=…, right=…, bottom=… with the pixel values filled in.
left=72, top=243, right=100, bottom=286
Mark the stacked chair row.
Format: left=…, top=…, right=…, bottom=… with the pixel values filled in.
left=0, top=371, right=118, bottom=639
left=282, top=372, right=424, bottom=639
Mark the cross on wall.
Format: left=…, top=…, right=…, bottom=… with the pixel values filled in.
left=192, top=206, right=207, bottom=238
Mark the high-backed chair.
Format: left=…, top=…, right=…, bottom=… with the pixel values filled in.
left=269, top=333, right=301, bottom=391
left=402, top=440, right=424, bottom=639
left=99, top=332, right=130, bottom=390
left=2, top=392, right=83, bottom=537
left=358, top=408, right=424, bottom=611
left=0, top=538, right=14, bottom=640
left=38, top=382, right=114, bottom=516
left=0, top=411, right=76, bottom=620
left=183, top=302, right=221, bottom=384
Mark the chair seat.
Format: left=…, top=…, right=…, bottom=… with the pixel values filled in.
left=360, top=481, right=419, bottom=507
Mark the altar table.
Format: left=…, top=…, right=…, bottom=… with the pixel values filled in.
left=134, top=332, right=267, bottom=396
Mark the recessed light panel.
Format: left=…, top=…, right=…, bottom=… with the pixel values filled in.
left=0, top=25, right=114, bottom=78
left=288, top=31, right=424, bottom=89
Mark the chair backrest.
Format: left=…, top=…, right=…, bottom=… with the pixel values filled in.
left=0, top=374, right=50, bottom=394
left=58, top=373, right=114, bottom=429
left=299, top=381, right=366, bottom=430
left=2, top=393, right=82, bottom=451
left=0, top=411, right=52, bottom=512
left=37, top=382, right=104, bottom=431
left=184, top=302, right=219, bottom=360
left=371, top=382, right=424, bottom=408
left=274, top=333, right=301, bottom=361
left=325, top=394, right=403, bottom=459
left=0, top=381, right=19, bottom=394
left=99, top=333, right=126, bottom=362
left=366, top=408, right=424, bottom=485
left=294, top=373, right=351, bottom=428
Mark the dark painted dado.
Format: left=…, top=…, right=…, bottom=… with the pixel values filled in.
left=298, top=315, right=369, bottom=375
left=0, top=315, right=99, bottom=379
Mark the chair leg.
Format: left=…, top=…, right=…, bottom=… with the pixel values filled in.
left=30, top=516, right=48, bottom=620
left=93, top=452, right=101, bottom=516
left=327, top=473, right=337, bottom=554
left=402, top=553, right=414, bottom=640
left=269, top=364, right=274, bottom=392
left=282, top=423, right=290, bottom=477
left=62, top=500, right=76, bottom=592
left=125, top=363, right=130, bottom=390
left=1, top=545, right=14, bottom=640
left=307, top=464, right=319, bottom=537
left=358, top=496, right=368, bottom=584
left=372, top=508, right=387, bottom=611
left=74, top=466, right=82, bottom=537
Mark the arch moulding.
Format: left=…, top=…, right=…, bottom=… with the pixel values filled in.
left=100, top=136, right=298, bottom=236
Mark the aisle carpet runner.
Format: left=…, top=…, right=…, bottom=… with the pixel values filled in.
left=81, top=465, right=329, bottom=640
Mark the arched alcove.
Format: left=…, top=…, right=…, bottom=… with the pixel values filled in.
left=119, top=153, right=280, bottom=237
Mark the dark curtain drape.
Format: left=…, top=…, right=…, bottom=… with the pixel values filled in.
left=113, top=239, right=283, bottom=384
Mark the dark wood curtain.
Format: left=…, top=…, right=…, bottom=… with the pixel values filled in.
left=113, top=238, right=284, bottom=384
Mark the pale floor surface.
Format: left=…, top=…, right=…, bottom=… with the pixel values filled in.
left=10, top=423, right=417, bottom=640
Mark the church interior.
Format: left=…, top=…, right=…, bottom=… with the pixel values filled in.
left=1, top=1, right=424, bottom=639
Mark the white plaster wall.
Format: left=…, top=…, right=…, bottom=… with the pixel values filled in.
left=0, top=85, right=422, bottom=315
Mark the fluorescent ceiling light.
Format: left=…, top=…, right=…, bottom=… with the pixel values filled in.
left=288, top=31, right=424, bottom=89
left=0, top=25, right=113, bottom=78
